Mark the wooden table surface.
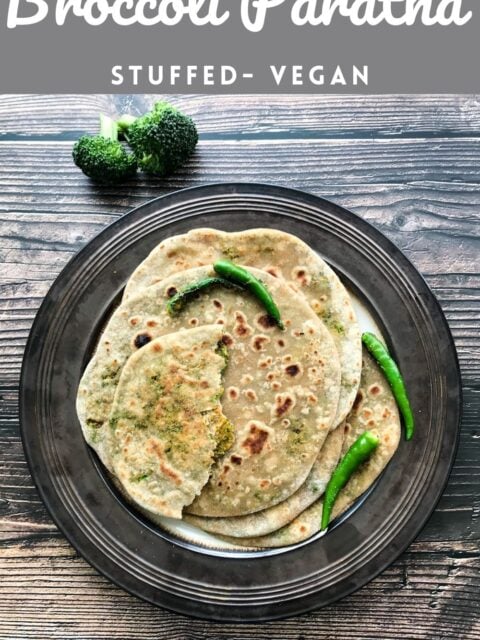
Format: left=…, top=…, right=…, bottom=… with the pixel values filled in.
left=0, top=94, right=479, bottom=639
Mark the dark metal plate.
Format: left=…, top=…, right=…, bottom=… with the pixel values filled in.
left=20, top=184, right=461, bottom=621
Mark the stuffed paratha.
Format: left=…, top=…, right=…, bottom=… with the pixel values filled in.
left=109, top=325, right=231, bottom=519
left=219, top=348, right=401, bottom=547
left=123, top=228, right=361, bottom=426
left=77, top=265, right=341, bottom=517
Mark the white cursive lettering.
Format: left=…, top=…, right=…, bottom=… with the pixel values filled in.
left=6, top=0, right=473, bottom=29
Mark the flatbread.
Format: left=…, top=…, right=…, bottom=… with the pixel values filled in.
left=108, top=326, right=230, bottom=519
left=220, top=348, right=401, bottom=547
left=184, top=422, right=344, bottom=537
left=123, top=228, right=361, bottom=425
left=77, top=265, right=341, bottom=517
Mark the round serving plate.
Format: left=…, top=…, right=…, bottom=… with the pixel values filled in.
left=20, top=183, right=461, bottom=621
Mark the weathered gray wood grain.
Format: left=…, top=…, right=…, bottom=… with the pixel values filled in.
left=0, top=96, right=479, bottom=639
left=0, top=535, right=479, bottom=639
left=2, top=94, right=480, bottom=139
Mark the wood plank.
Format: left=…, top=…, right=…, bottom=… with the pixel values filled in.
left=2, top=95, right=480, bottom=139
left=0, top=536, right=478, bottom=639
left=0, top=95, right=116, bottom=140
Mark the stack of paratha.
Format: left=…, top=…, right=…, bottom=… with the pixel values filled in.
left=77, top=228, right=401, bottom=548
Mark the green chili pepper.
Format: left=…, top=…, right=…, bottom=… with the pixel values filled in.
left=361, top=332, right=415, bottom=441
left=321, top=430, right=379, bottom=530
left=213, top=260, right=285, bottom=330
left=166, top=277, right=240, bottom=316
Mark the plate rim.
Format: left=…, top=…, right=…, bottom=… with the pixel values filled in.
left=20, top=182, right=462, bottom=621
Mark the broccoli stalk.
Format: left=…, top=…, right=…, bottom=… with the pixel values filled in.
left=72, top=114, right=137, bottom=184
left=117, top=102, right=198, bottom=176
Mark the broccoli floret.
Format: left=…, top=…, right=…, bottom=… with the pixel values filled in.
left=117, top=102, right=198, bottom=176
left=73, top=114, right=137, bottom=184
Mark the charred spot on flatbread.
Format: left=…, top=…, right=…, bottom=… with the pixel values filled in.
left=134, top=333, right=152, bottom=349
left=242, top=423, right=270, bottom=455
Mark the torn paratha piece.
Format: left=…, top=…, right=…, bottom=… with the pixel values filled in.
left=108, top=325, right=232, bottom=519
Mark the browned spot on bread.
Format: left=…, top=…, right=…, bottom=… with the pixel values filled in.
left=129, top=316, right=140, bottom=327
left=221, top=333, right=234, bottom=346
left=292, top=329, right=305, bottom=337
left=166, top=286, right=178, bottom=298
left=260, top=479, right=271, bottom=489
left=242, top=424, right=269, bottom=455
left=147, top=320, right=158, bottom=328
left=344, top=423, right=351, bottom=434
left=160, top=462, right=181, bottom=485
left=134, top=333, right=152, bottom=349
left=352, top=390, right=365, bottom=412
left=228, top=387, right=240, bottom=401
left=152, top=342, right=163, bottom=352
left=216, top=318, right=225, bottom=325
left=235, top=324, right=251, bottom=337
left=272, top=381, right=281, bottom=391
left=382, top=408, right=392, bottom=419
left=266, top=372, right=275, bottom=382
left=362, top=408, right=373, bottom=420
left=251, top=335, right=270, bottom=352
left=231, top=455, right=243, bottom=465
left=200, top=380, right=209, bottom=389
left=167, top=250, right=177, bottom=258
left=189, top=318, right=199, bottom=327
left=244, top=389, right=258, bottom=402
left=274, top=393, right=295, bottom=417
left=367, top=419, right=376, bottom=427
left=148, top=439, right=166, bottom=461
left=369, top=384, right=382, bottom=396
left=277, top=339, right=285, bottom=348
left=257, top=313, right=276, bottom=329
left=213, top=299, right=223, bottom=310
left=292, top=267, right=311, bottom=286
left=147, top=440, right=182, bottom=485
left=234, top=312, right=255, bottom=338
left=222, top=465, right=231, bottom=474
left=307, top=394, right=318, bottom=405
left=285, top=364, right=301, bottom=377
left=300, top=525, right=307, bottom=533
